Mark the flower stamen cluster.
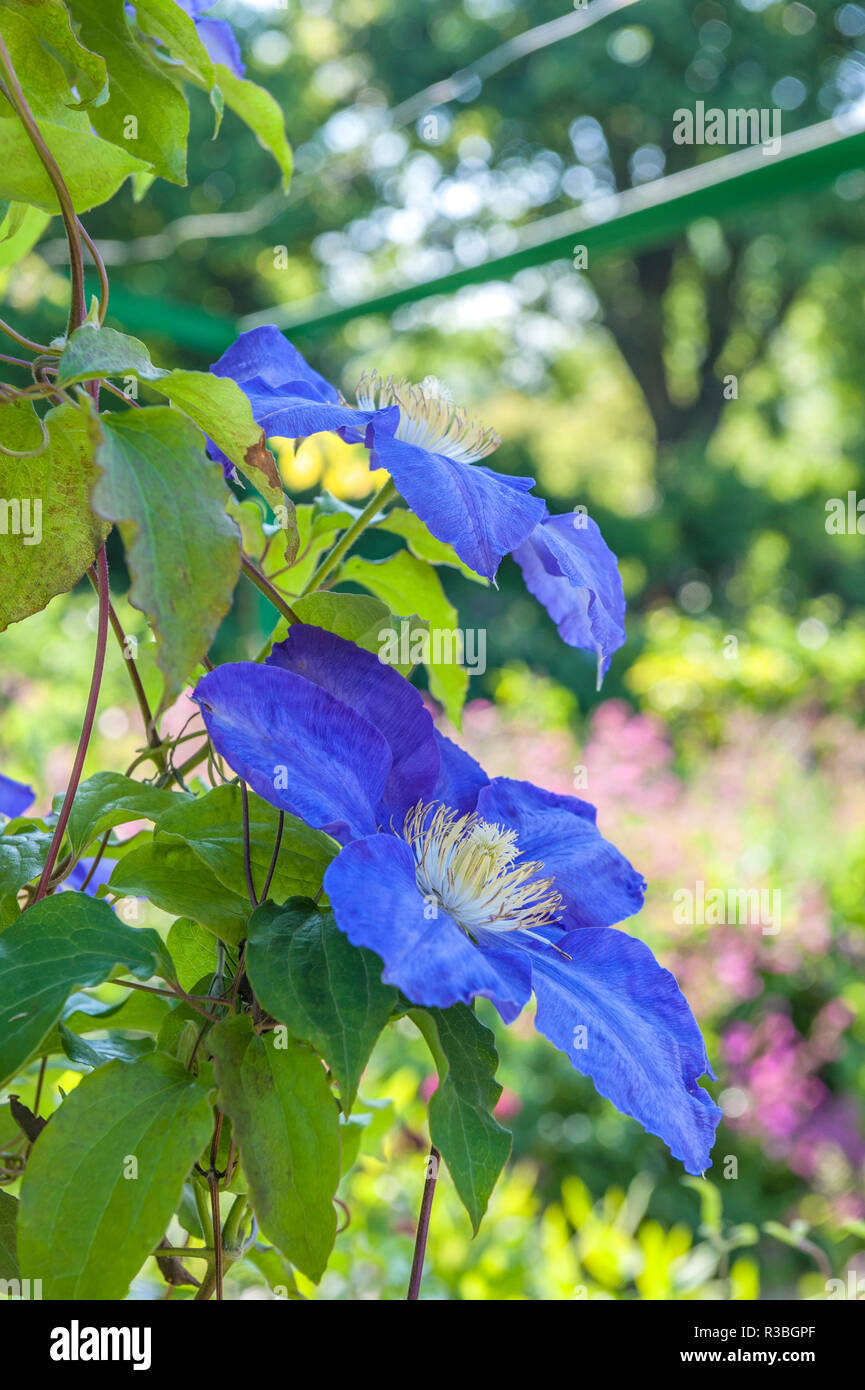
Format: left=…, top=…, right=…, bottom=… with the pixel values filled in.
left=403, top=801, right=563, bottom=938
left=355, top=370, right=501, bottom=463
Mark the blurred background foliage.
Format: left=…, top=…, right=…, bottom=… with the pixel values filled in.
left=3, top=0, right=865, bottom=1298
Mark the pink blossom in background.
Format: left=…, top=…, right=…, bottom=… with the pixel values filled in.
left=438, top=694, right=865, bottom=1194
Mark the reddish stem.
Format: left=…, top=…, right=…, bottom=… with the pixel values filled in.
left=407, top=1145, right=441, bottom=1300
left=32, top=546, right=110, bottom=902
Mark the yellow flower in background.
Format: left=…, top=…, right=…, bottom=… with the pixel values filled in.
left=273, top=433, right=388, bottom=500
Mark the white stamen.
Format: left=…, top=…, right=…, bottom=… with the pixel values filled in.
left=403, top=802, right=562, bottom=938
left=356, top=370, right=501, bottom=464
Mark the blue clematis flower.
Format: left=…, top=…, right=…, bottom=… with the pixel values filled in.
left=513, top=510, right=627, bottom=688
left=175, top=1, right=245, bottom=76
left=193, top=627, right=721, bottom=1174
left=210, top=326, right=546, bottom=582
left=0, top=772, right=36, bottom=820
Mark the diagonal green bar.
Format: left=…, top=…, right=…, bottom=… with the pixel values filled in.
left=95, top=115, right=865, bottom=353
left=241, top=116, right=865, bottom=340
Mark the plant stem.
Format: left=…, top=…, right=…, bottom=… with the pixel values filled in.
left=301, top=478, right=396, bottom=595
left=156, top=740, right=209, bottom=789
left=240, top=552, right=302, bottom=625
left=0, top=316, right=54, bottom=355
left=156, top=1246, right=213, bottom=1261
left=260, top=811, right=284, bottom=903
left=0, top=411, right=49, bottom=458
left=208, top=1170, right=224, bottom=1300
left=78, top=219, right=109, bottom=322
left=406, top=1144, right=441, bottom=1301
left=0, top=29, right=108, bottom=907
left=87, top=568, right=164, bottom=767
left=240, top=782, right=257, bottom=906
left=0, top=351, right=39, bottom=369
left=221, top=1196, right=249, bottom=1252
left=117, top=978, right=221, bottom=1020
left=32, top=546, right=109, bottom=902
left=202, top=1112, right=227, bottom=1302
left=0, top=35, right=86, bottom=332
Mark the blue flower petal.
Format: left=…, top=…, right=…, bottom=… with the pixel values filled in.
left=268, top=626, right=440, bottom=825
left=475, top=778, right=646, bottom=931
left=251, top=390, right=388, bottom=446
left=208, top=327, right=395, bottom=475
left=0, top=773, right=35, bottom=819
left=193, top=663, right=392, bottom=844
left=432, top=731, right=488, bottom=815
left=524, top=928, right=721, bottom=1174
left=324, top=833, right=532, bottom=1018
left=514, top=512, right=625, bottom=685
left=65, top=856, right=118, bottom=897
left=211, top=326, right=339, bottom=403
left=365, top=426, right=545, bottom=582
left=172, top=4, right=245, bottom=76
left=195, top=17, right=245, bottom=76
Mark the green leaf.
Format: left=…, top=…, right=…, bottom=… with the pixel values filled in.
left=66, top=0, right=190, bottom=184
left=682, top=1175, right=723, bottom=1234
left=375, top=507, right=489, bottom=584
left=132, top=0, right=215, bottom=89
left=18, top=1051, right=212, bottom=1298
left=55, top=323, right=167, bottom=388
left=108, top=839, right=250, bottom=944
left=262, top=502, right=352, bottom=595
left=245, top=1244, right=304, bottom=1299
left=58, top=1022, right=156, bottom=1068
left=0, top=205, right=51, bottom=273
left=0, top=826, right=52, bottom=926
left=165, top=370, right=284, bottom=512
left=156, top=980, right=215, bottom=1070
left=62, top=771, right=189, bottom=857
left=264, top=591, right=424, bottom=677
left=2, top=0, right=108, bottom=107
left=0, top=402, right=111, bottom=633
left=0, top=1190, right=19, bottom=1281
left=0, top=118, right=148, bottom=212
left=341, top=550, right=469, bottom=726
left=156, top=785, right=337, bottom=907
left=91, top=405, right=240, bottom=708
left=44, top=985, right=169, bottom=1055
left=166, top=918, right=217, bottom=993
left=0, top=7, right=88, bottom=127
left=247, top=899, right=397, bottom=1114
left=290, top=592, right=394, bottom=651
left=56, top=326, right=285, bottom=512
left=0, top=892, right=170, bottom=1086
left=209, top=1015, right=339, bottom=1282
left=227, top=497, right=268, bottom=559
left=215, top=64, right=292, bottom=188
left=131, top=168, right=156, bottom=202
left=409, top=1004, right=511, bottom=1233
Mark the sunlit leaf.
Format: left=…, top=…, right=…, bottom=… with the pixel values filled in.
left=0, top=402, right=110, bottom=632
left=247, top=898, right=397, bottom=1113
left=214, top=64, right=292, bottom=188
left=66, top=0, right=190, bottom=184
left=209, top=1015, right=339, bottom=1282
left=341, top=549, right=469, bottom=725
left=18, top=1051, right=212, bottom=1298
left=409, top=1003, right=511, bottom=1233
left=91, top=405, right=240, bottom=708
